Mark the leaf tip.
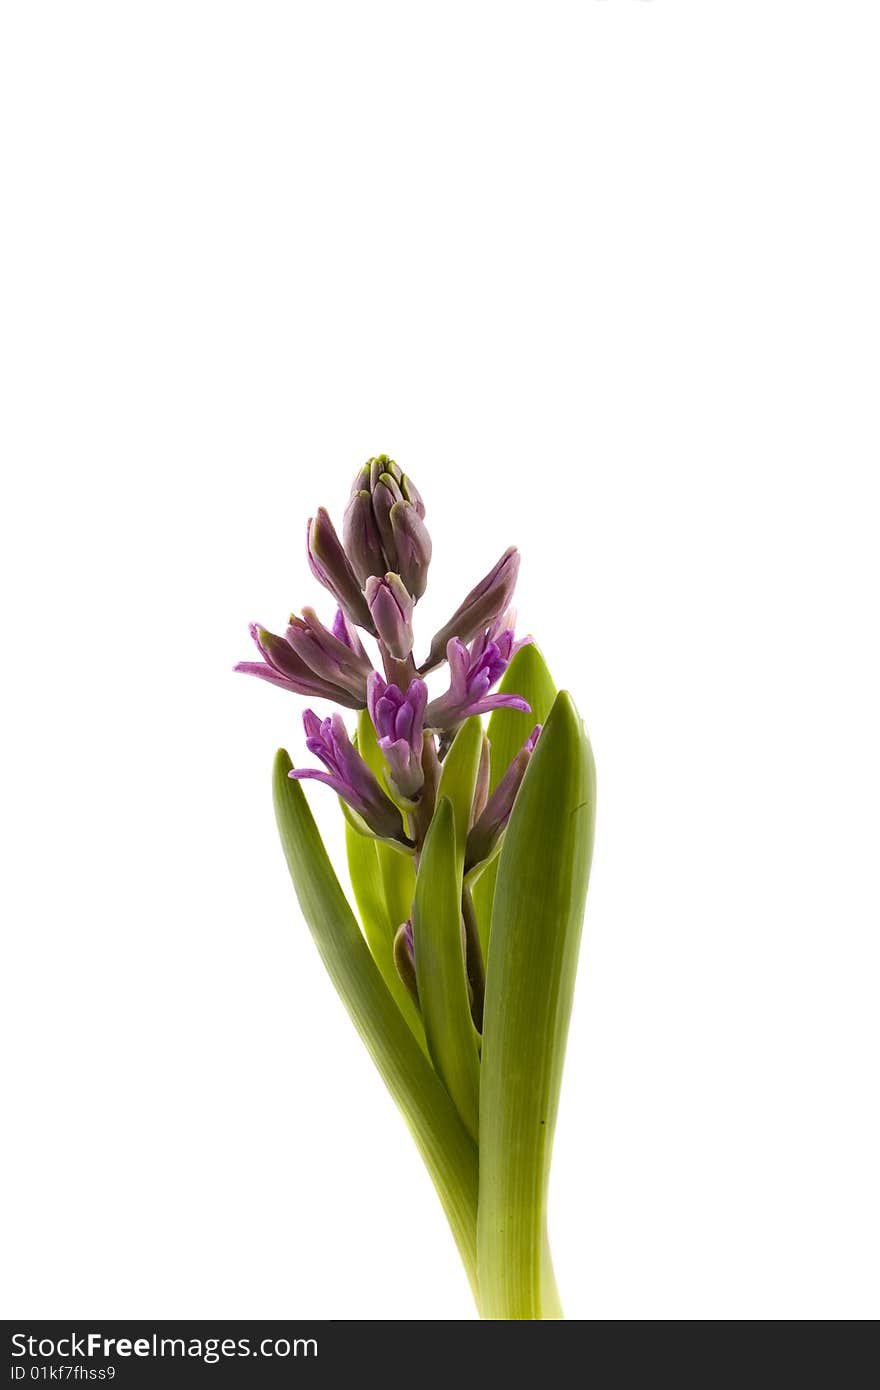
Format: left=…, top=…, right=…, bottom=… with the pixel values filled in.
left=273, top=747, right=294, bottom=777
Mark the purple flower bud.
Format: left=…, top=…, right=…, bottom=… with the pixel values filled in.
left=342, top=457, right=431, bottom=598
left=307, top=508, right=375, bottom=633
left=331, top=605, right=367, bottom=654
left=423, top=628, right=530, bottom=731
left=371, top=471, right=404, bottom=573
left=235, top=623, right=366, bottom=708
left=369, top=454, right=402, bottom=490
left=284, top=606, right=373, bottom=705
left=393, top=919, right=419, bottom=1007
left=465, top=725, right=542, bottom=868
left=365, top=574, right=415, bottom=661
left=390, top=501, right=432, bottom=601
left=289, top=710, right=411, bottom=845
left=367, top=672, right=428, bottom=800
left=466, top=607, right=530, bottom=672
left=400, top=471, right=426, bottom=518
left=342, top=486, right=386, bottom=587
left=421, top=547, right=520, bottom=673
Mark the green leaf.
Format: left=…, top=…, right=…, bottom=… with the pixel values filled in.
left=273, top=751, right=479, bottom=1297
left=471, top=642, right=558, bottom=956
left=435, top=715, right=483, bottom=872
left=412, top=797, right=481, bottom=1142
left=476, top=692, right=597, bottom=1320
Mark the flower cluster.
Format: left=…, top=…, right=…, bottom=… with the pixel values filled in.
left=236, top=457, right=540, bottom=988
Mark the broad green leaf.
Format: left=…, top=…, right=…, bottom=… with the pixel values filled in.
left=356, top=709, right=417, bottom=934
left=471, top=643, right=557, bottom=956
left=345, top=820, right=427, bottom=1053
left=435, top=716, right=483, bottom=872
left=273, top=751, right=479, bottom=1296
left=477, top=692, right=596, bottom=1320
left=412, top=797, right=481, bottom=1142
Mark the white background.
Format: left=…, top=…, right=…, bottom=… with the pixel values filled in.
left=2, top=2, right=878, bottom=1321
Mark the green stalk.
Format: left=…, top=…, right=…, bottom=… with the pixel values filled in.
left=273, top=752, right=480, bottom=1299
left=477, top=693, right=596, bottom=1319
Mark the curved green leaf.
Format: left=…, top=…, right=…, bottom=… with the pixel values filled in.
left=345, top=821, right=427, bottom=1053
left=477, top=692, right=596, bottom=1320
left=273, top=752, right=479, bottom=1297
left=471, top=643, right=558, bottom=956
left=412, top=797, right=481, bottom=1142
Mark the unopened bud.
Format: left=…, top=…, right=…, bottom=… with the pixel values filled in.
left=307, top=508, right=375, bottom=633
left=393, top=920, right=419, bottom=1008
left=465, top=725, right=541, bottom=868
left=365, top=573, right=415, bottom=661
left=342, top=456, right=431, bottom=597
left=421, top=547, right=520, bottom=673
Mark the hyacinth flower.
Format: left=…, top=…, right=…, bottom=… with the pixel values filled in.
left=366, top=672, right=428, bottom=801
left=343, top=455, right=431, bottom=599
left=465, top=724, right=542, bottom=871
left=238, top=456, right=596, bottom=1319
left=235, top=619, right=368, bottom=708
left=364, top=573, right=415, bottom=661
left=423, top=626, right=531, bottom=732
left=420, top=545, right=520, bottom=673
left=290, top=710, right=411, bottom=846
